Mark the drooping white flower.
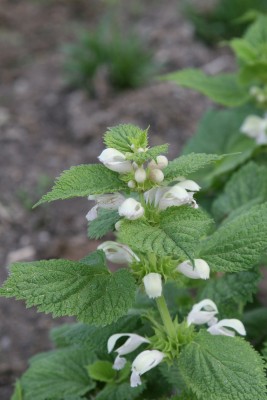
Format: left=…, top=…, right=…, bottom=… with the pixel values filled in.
left=98, top=148, right=133, bottom=173
left=97, top=241, right=140, bottom=264
left=108, top=333, right=150, bottom=370
left=177, top=259, right=210, bottom=280
left=149, top=168, right=165, bottom=183
left=240, top=115, right=267, bottom=145
left=86, top=193, right=125, bottom=222
left=187, top=299, right=218, bottom=326
left=158, top=184, right=192, bottom=210
left=118, top=198, right=145, bottom=220
left=207, top=318, right=246, bottom=337
left=143, top=273, right=162, bottom=299
left=176, top=179, right=201, bottom=192
left=149, top=155, right=168, bottom=170
left=144, top=187, right=168, bottom=207
left=130, top=350, right=165, bottom=387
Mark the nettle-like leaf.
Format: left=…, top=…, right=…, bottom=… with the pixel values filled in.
left=198, top=270, right=260, bottom=317
left=35, top=164, right=127, bottom=207
left=94, top=382, right=145, bottom=400
left=199, top=202, right=267, bottom=272
left=244, top=14, right=267, bottom=48
left=119, top=206, right=213, bottom=259
left=21, top=347, right=96, bottom=400
left=212, top=162, right=267, bottom=223
left=104, top=124, right=148, bottom=152
left=179, top=331, right=267, bottom=400
left=0, top=255, right=136, bottom=326
left=163, top=153, right=224, bottom=182
left=162, top=69, right=249, bottom=107
left=88, top=209, right=120, bottom=239
left=125, top=143, right=169, bottom=163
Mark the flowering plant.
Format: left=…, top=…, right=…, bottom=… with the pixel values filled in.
left=3, top=124, right=267, bottom=400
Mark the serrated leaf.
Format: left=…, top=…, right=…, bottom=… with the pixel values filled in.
left=164, top=153, right=225, bottom=182
left=35, top=164, right=127, bottom=207
left=87, top=361, right=116, bottom=383
left=161, top=69, right=249, bottom=107
left=0, top=259, right=136, bottom=326
left=95, top=382, right=145, bottom=400
left=179, top=331, right=267, bottom=400
left=104, top=124, right=148, bottom=152
left=125, top=144, right=169, bottom=163
left=244, top=14, right=267, bottom=48
left=119, top=206, right=213, bottom=259
left=199, top=202, right=267, bottom=272
left=21, top=347, right=95, bottom=400
left=88, top=209, right=120, bottom=239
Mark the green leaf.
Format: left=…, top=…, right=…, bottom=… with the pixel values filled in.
left=11, top=381, right=23, bottom=400
left=244, top=15, right=267, bottom=48
left=104, top=124, right=148, bottom=152
left=0, top=259, right=136, bottom=326
left=119, top=206, right=213, bottom=259
left=21, top=347, right=95, bottom=400
left=212, top=162, right=267, bottom=223
left=164, top=153, right=224, bottom=182
left=243, top=307, right=267, bottom=345
left=239, top=62, right=267, bottom=85
left=179, top=331, right=267, bottom=400
left=199, top=202, right=267, bottom=272
left=229, top=38, right=258, bottom=63
left=161, top=69, right=249, bottom=107
left=88, top=209, right=120, bottom=239
left=125, top=144, right=169, bottom=163
left=95, top=382, right=145, bottom=400
left=87, top=361, right=116, bottom=383
left=34, top=164, right=127, bottom=207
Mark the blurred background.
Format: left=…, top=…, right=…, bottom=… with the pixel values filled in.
left=1, top=0, right=257, bottom=397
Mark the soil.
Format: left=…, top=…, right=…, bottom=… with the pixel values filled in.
left=0, top=1, right=234, bottom=398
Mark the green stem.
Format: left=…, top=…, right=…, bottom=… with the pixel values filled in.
left=156, top=295, right=176, bottom=338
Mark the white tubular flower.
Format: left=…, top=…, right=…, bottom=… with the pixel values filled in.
left=149, top=155, right=168, bottom=170
left=135, top=167, right=147, bottom=183
left=143, top=273, right=162, bottom=299
left=130, top=350, right=165, bottom=387
left=177, top=179, right=201, bottom=192
left=144, top=187, right=168, bottom=207
left=207, top=318, right=246, bottom=337
left=97, top=241, right=140, bottom=264
left=108, top=333, right=150, bottom=371
left=187, top=299, right=218, bottom=326
left=240, top=115, right=267, bottom=145
left=98, top=148, right=133, bottom=173
left=86, top=193, right=125, bottom=221
left=149, top=169, right=165, bottom=183
left=177, top=259, right=210, bottom=280
left=118, top=198, right=144, bottom=220
left=158, top=184, right=191, bottom=210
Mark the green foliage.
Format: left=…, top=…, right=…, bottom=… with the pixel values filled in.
left=87, top=361, right=117, bottom=383
left=35, top=164, right=127, bottom=207
left=179, top=331, right=267, bottom=400
left=119, top=206, right=213, bottom=259
left=104, top=124, right=148, bottom=152
left=0, top=256, right=136, bottom=326
left=243, top=307, right=267, bottom=345
left=88, top=209, right=120, bottom=239
left=11, top=381, right=23, bottom=400
left=162, top=69, right=249, bottom=107
left=200, top=202, right=267, bottom=272
left=94, top=382, right=145, bottom=400
left=21, top=347, right=96, bottom=400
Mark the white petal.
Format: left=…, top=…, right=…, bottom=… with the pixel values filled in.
left=177, top=259, right=210, bottom=280
left=118, top=198, right=144, bottom=220
left=98, top=148, right=126, bottom=163
left=207, top=319, right=246, bottom=337
left=107, top=333, right=149, bottom=355
left=130, top=370, right=142, bottom=387
left=97, top=241, right=140, bottom=264
left=132, top=350, right=165, bottom=376
left=113, top=355, right=127, bottom=370
left=144, top=187, right=168, bottom=207
left=149, top=169, right=165, bottom=183
left=187, top=299, right=218, bottom=326
left=240, top=116, right=265, bottom=138
left=143, top=273, right=162, bottom=299
left=96, top=193, right=125, bottom=210
left=158, top=185, right=190, bottom=210
left=86, top=205, right=98, bottom=221
left=98, top=148, right=132, bottom=173
left=177, top=180, right=201, bottom=192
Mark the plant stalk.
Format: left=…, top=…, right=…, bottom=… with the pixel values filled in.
left=156, top=295, right=176, bottom=338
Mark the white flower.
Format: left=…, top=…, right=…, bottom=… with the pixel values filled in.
left=176, top=179, right=201, bottom=192
left=187, top=299, right=218, bottom=326
left=128, top=180, right=136, bottom=189
left=149, top=169, right=165, bottom=183
left=144, top=187, right=168, bottom=207
left=118, top=198, right=145, bottom=220
left=149, top=155, right=168, bottom=170
left=98, top=148, right=133, bottom=173
left=207, top=318, right=246, bottom=337
left=108, top=333, right=150, bottom=370
left=86, top=193, right=125, bottom=222
left=177, top=259, right=210, bottom=280
left=158, top=184, right=192, bottom=210
left=130, top=350, right=165, bottom=387
left=240, top=115, right=267, bottom=145
left=135, top=167, right=147, bottom=183
left=97, top=241, right=140, bottom=264
left=143, top=273, right=162, bottom=299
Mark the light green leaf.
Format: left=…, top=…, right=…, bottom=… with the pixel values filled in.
left=119, top=206, right=213, bottom=259
left=34, top=164, right=127, bottom=207
left=87, top=361, right=116, bottom=383
left=125, top=144, right=169, bottom=163
left=229, top=38, right=258, bottom=63
left=179, top=331, right=267, bottom=400
left=161, top=69, right=249, bottom=107
left=239, top=62, right=267, bottom=84
left=88, top=209, right=120, bottom=239
left=94, top=382, right=145, bottom=400
left=0, top=259, right=136, bottom=326
left=244, top=14, right=267, bottom=47
left=199, top=202, right=267, bottom=272
left=11, top=381, right=23, bottom=400
left=104, top=124, right=148, bottom=152
left=21, top=347, right=95, bottom=400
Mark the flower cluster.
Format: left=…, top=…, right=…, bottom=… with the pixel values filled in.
left=241, top=114, right=267, bottom=145
left=249, top=86, right=267, bottom=105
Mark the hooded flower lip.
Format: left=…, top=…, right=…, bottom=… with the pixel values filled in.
left=107, top=333, right=150, bottom=370
left=240, top=115, right=267, bottom=145
left=130, top=350, right=165, bottom=387
left=187, top=299, right=218, bottom=326
left=177, top=259, right=210, bottom=280
left=207, top=318, right=246, bottom=337
left=118, top=198, right=145, bottom=220
left=98, top=148, right=133, bottom=173
left=86, top=193, right=125, bottom=222
left=143, top=273, right=162, bottom=299
left=97, top=241, right=140, bottom=264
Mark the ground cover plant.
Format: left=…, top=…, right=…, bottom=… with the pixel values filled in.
left=2, top=123, right=267, bottom=400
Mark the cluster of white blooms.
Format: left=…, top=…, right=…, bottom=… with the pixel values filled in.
left=187, top=299, right=246, bottom=337
left=240, top=114, right=267, bottom=145
left=250, top=86, right=267, bottom=105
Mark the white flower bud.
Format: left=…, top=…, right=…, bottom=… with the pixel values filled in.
left=143, top=273, right=162, bottom=299
left=115, top=220, right=122, bottom=231
left=135, top=168, right=147, bottom=183
left=128, top=180, right=136, bottom=189
left=118, top=198, right=144, bottom=220
left=130, top=350, right=165, bottom=387
left=149, top=155, right=168, bottom=170
left=98, top=241, right=140, bottom=264
left=149, top=168, right=164, bottom=183
left=137, top=147, right=146, bottom=153
left=207, top=318, right=246, bottom=337
left=187, top=299, right=218, bottom=326
left=98, top=148, right=132, bottom=173
left=177, top=259, right=210, bottom=280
